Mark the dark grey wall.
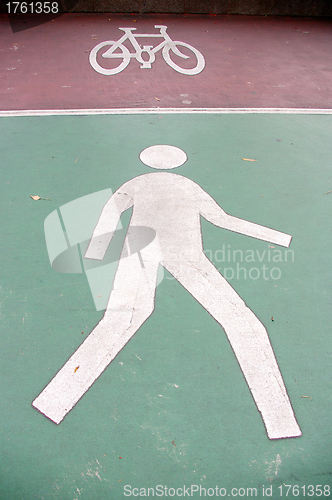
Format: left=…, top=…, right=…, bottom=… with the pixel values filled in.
left=1, top=0, right=331, bottom=16
left=69, top=0, right=332, bottom=16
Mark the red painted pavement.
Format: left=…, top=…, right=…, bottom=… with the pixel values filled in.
left=0, top=13, right=331, bottom=110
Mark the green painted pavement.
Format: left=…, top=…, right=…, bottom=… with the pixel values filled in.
left=0, top=113, right=331, bottom=499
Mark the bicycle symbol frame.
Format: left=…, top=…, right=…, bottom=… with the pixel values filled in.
left=89, top=25, right=205, bottom=76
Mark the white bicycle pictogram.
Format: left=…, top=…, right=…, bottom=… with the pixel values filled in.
left=89, top=25, right=205, bottom=76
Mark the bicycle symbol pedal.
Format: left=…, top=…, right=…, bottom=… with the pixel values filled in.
left=89, top=25, right=205, bottom=76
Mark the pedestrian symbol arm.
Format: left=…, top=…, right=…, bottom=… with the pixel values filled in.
left=84, top=189, right=134, bottom=260
left=200, top=193, right=292, bottom=247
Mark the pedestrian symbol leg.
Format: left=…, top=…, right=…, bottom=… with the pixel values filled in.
left=33, top=246, right=160, bottom=424
left=163, top=256, right=302, bottom=439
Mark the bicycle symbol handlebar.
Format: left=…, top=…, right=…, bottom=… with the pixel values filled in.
left=89, top=25, right=205, bottom=76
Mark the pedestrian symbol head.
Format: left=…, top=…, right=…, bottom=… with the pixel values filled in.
left=139, top=145, right=187, bottom=170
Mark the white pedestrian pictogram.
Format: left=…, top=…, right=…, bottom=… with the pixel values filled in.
left=33, top=145, right=301, bottom=440
left=89, top=25, right=205, bottom=76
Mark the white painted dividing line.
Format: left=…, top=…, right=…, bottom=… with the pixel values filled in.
left=0, top=107, right=332, bottom=117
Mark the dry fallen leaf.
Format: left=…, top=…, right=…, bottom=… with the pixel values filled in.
left=154, top=97, right=161, bottom=101
left=30, top=195, right=51, bottom=201
left=74, top=366, right=79, bottom=373
left=242, top=158, right=257, bottom=162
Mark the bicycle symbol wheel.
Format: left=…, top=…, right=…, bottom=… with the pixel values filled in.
left=89, top=41, right=130, bottom=75
left=162, top=41, right=205, bottom=75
